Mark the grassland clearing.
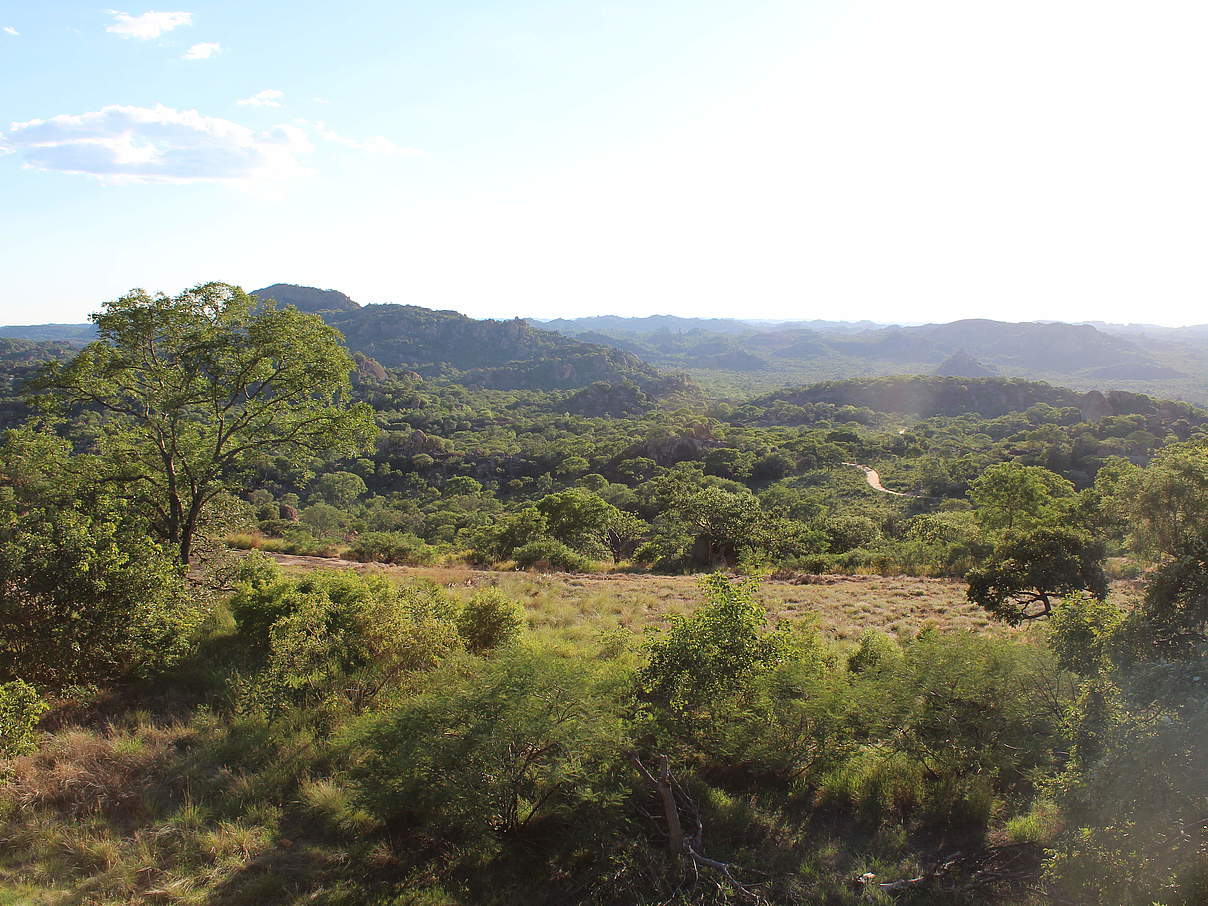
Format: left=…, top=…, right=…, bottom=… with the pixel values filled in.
left=265, top=553, right=1143, bottom=643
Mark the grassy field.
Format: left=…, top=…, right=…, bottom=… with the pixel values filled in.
left=267, top=553, right=1143, bottom=644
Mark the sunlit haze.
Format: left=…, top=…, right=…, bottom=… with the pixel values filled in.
left=3, top=1, right=1207, bottom=325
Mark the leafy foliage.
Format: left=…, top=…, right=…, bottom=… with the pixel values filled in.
left=345, top=650, right=628, bottom=840
left=641, top=575, right=785, bottom=712
left=0, top=679, right=48, bottom=758
left=33, top=283, right=376, bottom=563
left=230, top=572, right=460, bottom=717
left=512, top=538, right=591, bottom=571
left=0, top=429, right=200, bottom=688
left=966, top=526, right=1108, bottom=623
left=456, top=588, right=525, bottom=654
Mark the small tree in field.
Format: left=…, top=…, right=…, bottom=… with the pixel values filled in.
left=966, top=526, right=1107, bottom=623
left=33, top=283, right=377, bottom=564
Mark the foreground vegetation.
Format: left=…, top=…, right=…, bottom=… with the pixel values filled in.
left=2, top=283, right=1207, bottom=904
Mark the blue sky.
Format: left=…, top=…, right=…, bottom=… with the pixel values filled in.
left=3, top=1, right=1208, bottom=326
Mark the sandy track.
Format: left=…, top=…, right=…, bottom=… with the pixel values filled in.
left=842, top=462, right=915, bottom=496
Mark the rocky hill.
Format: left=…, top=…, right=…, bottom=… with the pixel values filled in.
left=934, top=350, right=996, bottom=377
left=252, top=283, right=360, bottom=313
left=0, top=324, right=96, bottom=343
left=250, top=285, right=686, bottom=394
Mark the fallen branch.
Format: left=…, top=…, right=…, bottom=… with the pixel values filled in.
left=632, top=753, right=767, bottom=903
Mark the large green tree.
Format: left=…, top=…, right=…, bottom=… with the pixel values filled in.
left=965, top=526, right=1107, bottom=622
left=967, top=462, right=1075, bottom=535
left=34, top=283, right=377, bottom=564
left=1113, top=442, right=1208, bottom=558
left=536, top=488, right=619, bottom=558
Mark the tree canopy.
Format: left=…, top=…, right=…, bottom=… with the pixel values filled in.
left=34, top=283, right=377, bottom=563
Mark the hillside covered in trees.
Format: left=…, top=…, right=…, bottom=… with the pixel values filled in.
left=11, top=283, right=1208, bottom=402
left=2, top=283, right=1208, bottom=905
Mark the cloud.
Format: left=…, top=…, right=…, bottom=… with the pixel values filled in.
left=183, top=41, right=220, bottom=60
left=308, top=120, right=424, bottom=156
left=3, top=26, right=18, bottom=36
left=2, top=104, right=312, bottom=184
left=237, top=89, right=284, bottom=108
left=105, top=10, right=192, bottom=39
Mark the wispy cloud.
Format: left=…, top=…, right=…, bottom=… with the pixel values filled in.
left=237, top=89, right=284, bottom=108
left=105, top=10, right=192, bottom=40
left=308, top=120, right=425, bottom=156
left=3, top=26, right=18, bottom=36
left=183, top=41, right=220, bottom=60
left=2, top=104, right=311, bottom=185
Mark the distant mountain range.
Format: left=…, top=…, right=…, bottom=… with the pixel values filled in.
left=532, top=314, right=886, bottom=336
left=0, top=324, right=98, bottom=343
left=5, top=287, right=1208, bottom=402
left=531, top=313, right=1208, bottom=401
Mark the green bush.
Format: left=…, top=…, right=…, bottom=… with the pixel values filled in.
left=512, top=538, right=591, bottom=571
left=230, top=572, right=461, bottom=717
left=230, top=550, right=282, bottom=589
left=1005, top=800, right=1063, bottom=845
left=0, top=506, right=201, bottom=689
left=456, top=589, right=525, bottom=654
left=344, top=650, right=628, bottom=841
left=710, top=625, right=857, bottom=783
left=865, top=631, right=1065, bottom=819
left=346, top=531, right=435, bottom=565
left=847, top=630, right=902, bottom=674
left=641, top=574, right=784, bottom=709
left=0, top=679, right=48, bottom=757
left=818, top=750, right=926, bottom=821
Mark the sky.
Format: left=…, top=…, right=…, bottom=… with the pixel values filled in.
left=2, top=1, right=1207, bottom=326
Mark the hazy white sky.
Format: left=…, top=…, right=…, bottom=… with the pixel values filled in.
left=3, top=1, right=1207, bottom=325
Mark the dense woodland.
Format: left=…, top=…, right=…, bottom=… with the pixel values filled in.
left=2, top=283, right=1208, bottom=904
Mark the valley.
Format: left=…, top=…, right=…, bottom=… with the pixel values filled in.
left=0, top=281, right=1203, bottom=906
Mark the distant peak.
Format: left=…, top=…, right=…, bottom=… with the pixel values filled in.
left=934, top=349, right=996, bottom=377
left=251, top=283, right=360, bottom=313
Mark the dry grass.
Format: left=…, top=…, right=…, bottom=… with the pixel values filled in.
left=5, top=722, right=193, bottom=821
left=263, top=553, right=1104, bottom=643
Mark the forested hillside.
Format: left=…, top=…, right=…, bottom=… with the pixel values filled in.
left=251, top=284, right=690, bottom=394
left=3, top=283, right=1208, bottom=905
left=11, top=284, right=1208, bottom=401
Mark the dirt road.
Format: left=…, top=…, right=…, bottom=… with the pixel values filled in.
left=842, top=462, right=915, bottom=497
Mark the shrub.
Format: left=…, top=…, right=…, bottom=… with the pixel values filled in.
left=847, top=630, right=903, bottom=674
left=465, top=507, right=549, bottom=564
left=344, top=651, right=627, bottom=841
left=822, top=514, right=881, bottom=554
left=230, top=572, right=461, bottom=717
left=512, top=538, right=591, bottom=571
left=230, top=550, right=282, bottom=589
left=866, top=631, right=1065, bottom=817
left=818, top=750, right=926, bottom=821
left=712, top=625, right=857, bottom=783
left=1005, top=800, right=1063, bottom=845
left=347, top=531, right=434, bottom=565
left=456, top=589, right=525, bottom=654
left=0, top=680, right=48, bottom=757
left=0, top=507, right=201, bottom=689
left=641, top=574, right=785, bottom=709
